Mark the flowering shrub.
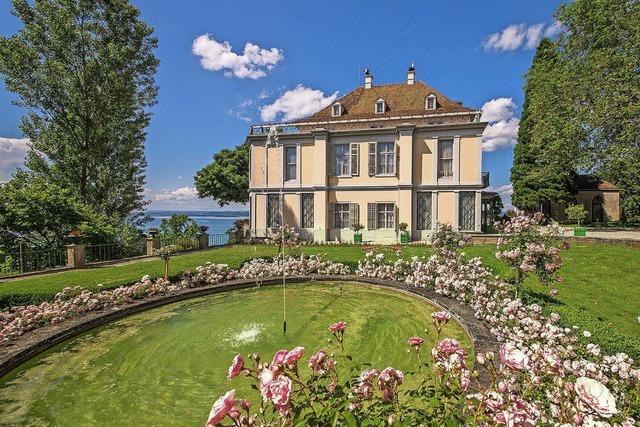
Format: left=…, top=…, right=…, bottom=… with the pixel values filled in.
left=430, top=223, right=470, bottom=255
left=495, top=212, right=566, bottom=290
left=265, top=225, right=300, bottom=247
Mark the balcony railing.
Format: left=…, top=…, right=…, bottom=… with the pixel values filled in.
left=249, top=124, right=302, bottom=136
left=482, top=171, right=490, bottom=188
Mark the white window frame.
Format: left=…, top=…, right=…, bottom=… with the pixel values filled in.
left=376, top=142, right=395, bottom=175
left=375, top=98, right=385, bottom=114
left=376, top=203, right=395, bottom=229
left=426, top=94, right=436, bottom=110
left=334, top=143, right=351, bottom=177
left=284, top=146, right=297, bottom=182
left=437, top=139, right=454, bottom=179
left=334, top=203, right=351, bottom=228
left=332, top=103, right=342, bottom=117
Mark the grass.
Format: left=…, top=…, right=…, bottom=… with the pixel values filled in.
left=1, top=242, right=638, bottom=358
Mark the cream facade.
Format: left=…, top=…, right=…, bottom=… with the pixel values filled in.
left=247, top=68, right=489, bottom=243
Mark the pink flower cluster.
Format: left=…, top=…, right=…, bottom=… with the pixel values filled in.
left=236, top=254, right=350, bottom=280
left=431, top=338, right=470, bottom=391
left=353, top=367, right=404, bottom=403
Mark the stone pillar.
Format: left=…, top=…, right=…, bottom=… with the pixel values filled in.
left=198, top=233, right=209, bottom=249
left=146, top=237, right=160, bottom=256
left=475, top=191, right=482, bottom=232
left=66, top=244, right=86, bottom=268
left=312, top=128, right=329, bottom=242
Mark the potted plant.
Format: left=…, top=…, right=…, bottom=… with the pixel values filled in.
left=352, top=223, right=364, bottom=244
left=565, top=204, right=588, bottom=237
left=398, top=222, right=409, bottom=244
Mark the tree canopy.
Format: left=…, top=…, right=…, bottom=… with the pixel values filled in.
left=0, top=0, right=159, bottom=220
left=194, top=143, right=249, bottom=207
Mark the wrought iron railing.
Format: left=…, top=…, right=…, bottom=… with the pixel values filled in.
left=208, top=233, right=228, bottom=247
left=0, top=247, right=67, bottom=277
left=160, top=236, right=199, bottom=252
left=249, top=124, right=301, bottom=136
left=85, top=241, right=145, bottom=264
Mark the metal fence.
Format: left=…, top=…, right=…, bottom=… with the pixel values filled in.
left=160, top=236, right=199, bottom=252
left=85, top=241, right=146, bottom=264
left=0, top=247, right=67, bottom=278
left=208, top=233, right=228, bottom=247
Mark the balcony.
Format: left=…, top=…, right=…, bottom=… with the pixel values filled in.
left=482, top=171, right=490, bottom=188
left=249, top=124, right=302, bottom=136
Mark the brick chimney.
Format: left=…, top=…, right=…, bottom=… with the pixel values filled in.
left=364, top=68, right=373, bottom=89
left=407, top=64, right=415, bottom=85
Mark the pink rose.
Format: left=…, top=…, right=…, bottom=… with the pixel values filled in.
left=260, top=367, right=292, bottom=415
left=206, top=389, right=236, bottom=426
left=575, top=377, right=618, bottom=418
left=270, top=349, right=288, bottom=367
left=499, top=343, right=529, bottom=371
left=431, top=311, right=451, bottom=323
left=283, top=346, right=304, bottom=365
left=329, top=321, right=347, bottom=333
left=434, top=338, right=465, bottom=356
left=542, top=349, right=562, bottom=373
left=227, top=354, right=244, bottom=379
left=408, top=336, right=424, bottom=347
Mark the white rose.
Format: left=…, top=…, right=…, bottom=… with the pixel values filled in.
left=575, top=377, right=617, bottom=418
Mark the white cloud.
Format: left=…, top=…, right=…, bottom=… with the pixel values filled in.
left=0, top=137, right=30, bottom=181
left=481, top=98, right=520, bottom=152
left=192, top=35, right=283, bottom=79
left=153, top=186, right=199, bottom=201
left=260, top=85, right=338, bottom=122
left=487, top=183, right=514, bottom=211
left=483, top=22, right=562, bottom=52
left=229, top=98, right=256, bottom=122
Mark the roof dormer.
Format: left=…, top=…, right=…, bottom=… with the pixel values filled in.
left=375, top=98, right=386, bottom=114
left=426, top=94, right=437, bottom=111
left=331, top=102, right=343, bottom=117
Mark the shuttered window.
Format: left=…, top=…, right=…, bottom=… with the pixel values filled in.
left=377, top=142, right=395, bottom=175
left=333, top=203, right=351, bottom=228
left=367, top=203, right=377, bottom=229
left=334, top=144, right=351, bottom=176
left=350, top=143, right=359, bottom=176
left=377, top=203, right=395, bottom=229
left=349, top=203, right=360, bottom=228
left=368, top=143, right=377, bottom=176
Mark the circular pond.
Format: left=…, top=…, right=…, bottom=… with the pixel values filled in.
left=0, top=282, right=473, bottom=425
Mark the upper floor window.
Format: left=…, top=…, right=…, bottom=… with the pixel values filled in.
left=426, top=94, right=436, bottom=110
left=334, top=144, right=351, bottom=176
left=332, top=103, right=342, bottom=117
left=375, top=98, right=386, bottom=114
left=437, top=139, right=453, bottom=179
left=284, top=146, right=297, bottom=181
left=377, top=142, right=395, bottom=174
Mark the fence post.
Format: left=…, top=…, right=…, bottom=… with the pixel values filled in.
left=146, top=237, right=160, bottom=256
left=198, top=232, right=209, bottom=250
left=66, top=243, right=86, bottom=268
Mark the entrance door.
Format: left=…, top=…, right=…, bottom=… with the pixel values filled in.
left=591, top=195, right=604, bottom=223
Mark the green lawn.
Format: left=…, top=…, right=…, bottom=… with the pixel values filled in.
left=1, top=242, right=638, bottom=358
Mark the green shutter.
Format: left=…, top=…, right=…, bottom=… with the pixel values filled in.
left=368, top=143, right=377, bottom=176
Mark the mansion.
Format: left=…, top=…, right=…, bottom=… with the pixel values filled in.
left=247, top=67, right=492, bottom=243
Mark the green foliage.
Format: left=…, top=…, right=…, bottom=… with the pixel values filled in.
left=565, top=204, right=588, bottom=227
left=194, top=143, right=249, bottom=207
left=351, top=223, right=364, bottom=233
left=226, top=218, right=249, bottom=243
left=0, top=0, right=159, bottom=220
left=158, top=213, right=199, bottom=239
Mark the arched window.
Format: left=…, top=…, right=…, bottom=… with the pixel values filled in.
left=592, top=195, right=604, bottom=223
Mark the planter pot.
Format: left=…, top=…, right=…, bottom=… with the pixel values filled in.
left=353, top=233, right=362, bottom=244
left=400, top=232, right=409, bottom=244
left=573, top=227, right=587, bottom=237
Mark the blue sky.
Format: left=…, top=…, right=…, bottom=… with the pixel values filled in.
left=0, top=0, right=566, bottom=210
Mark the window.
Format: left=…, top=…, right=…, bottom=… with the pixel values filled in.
left=375, top=99, right=385, bottom=114
left=459, top=192, right=475, bottom=231
left=376, top=203, right=395, bottom=229
left=332, top=103, right=342, bottom=117
left=333, top=203, right=351, bottom=228
left=438, top=139, right=454, bottom=179
left=267, top=195, right=281, bottom=228
left=426, top=94, right=436, bottom=110
left=417, top=192, right=432, bottom=230
left=334, top=144, right=351, bottom=176
left=301, top=193, right=314, bottom=228
left=377, top=142, right=395, bottom=175
left=284, top=146, right=297, bottom=181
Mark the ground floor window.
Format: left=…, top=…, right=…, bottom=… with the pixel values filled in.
left=458, top=191, right=475, bottom=231
left=267, top=194, right=281, bottom=228
left=333, top=203, right=351, bottom=228
left=416, top=192, right=432, bottom=230
left=377, top=203, right=395, bottom=228
left=301, top=193, right=314, bottom=228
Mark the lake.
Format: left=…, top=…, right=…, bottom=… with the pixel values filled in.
left=144, top=210, right=249, bottom=236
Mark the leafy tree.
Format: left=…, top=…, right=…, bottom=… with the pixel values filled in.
left=159, top=214, right=199, bottom=239
left=565, top=204, right=587, bottom=227
left=0, top=0, right=159, bottom=220
left=195, top=143, right=249, bottom=207
left=550, top=0, right=640, bottom=221
left=511, top=39, right=578, bottom=212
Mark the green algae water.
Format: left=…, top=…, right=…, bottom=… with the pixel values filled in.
left=0, top=282, right=472, bottom=426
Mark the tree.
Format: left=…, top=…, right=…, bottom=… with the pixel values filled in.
left=565, top=204, right=587, bottom=227
left=556, top=0, right=640, bottom=221
left=195, top=143, right=249, bottom=207
left=0, top=0, right=159, bottom=220
left=159, top=213, right=199, bottom=239
left=511, top=39, right=578, bottom=212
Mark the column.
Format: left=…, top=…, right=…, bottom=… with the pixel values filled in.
left=431, top=190, right=438, bottom=230
left=475, top=191, right=482, bottom=232
left=66, top=244, right=86, bottom=268
left=453, top=135, right=460, bottom=185
left=312, top=129, right=329, bottom=242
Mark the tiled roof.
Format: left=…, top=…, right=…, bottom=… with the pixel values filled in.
left=292, top=81, right=477, bottom=124
left=576, top=175, right=619, bottom=191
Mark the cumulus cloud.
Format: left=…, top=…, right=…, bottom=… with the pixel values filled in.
left=0, top=137, right=30, bottom=181
left=487, top=183, right=514, bottom=211
left=480, top=98, right=520, bottom=152
left=192, top=35, right=283, bottom=79
left=153, top=186, right=199, bottom=201
left=260, top=85, right=339, bottom=122
left=483, top=22, right=562, bottom=52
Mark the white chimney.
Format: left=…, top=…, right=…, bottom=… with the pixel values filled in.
left=407, top=64, right=415, bottom=85
left=364, top=68, right=373, bottom=89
